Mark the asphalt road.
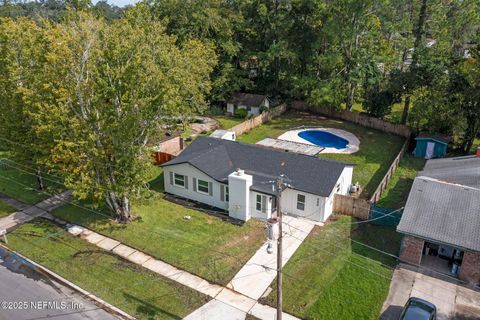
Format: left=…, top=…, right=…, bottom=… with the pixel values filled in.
left=0, top=247, right=120, bottom=320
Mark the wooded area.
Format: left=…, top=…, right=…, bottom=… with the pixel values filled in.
left=1, top=0, right=479, bottom=220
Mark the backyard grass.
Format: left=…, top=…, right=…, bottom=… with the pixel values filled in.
left=5, top=219, right=208, bottom=319
left=0, top=200, right=16, bottom=218
left=211, top=115, right=244, bottom=129
left=51, top=167, right=266, bottom=286
left=237, top=111, right=406, bottom=198
left=261, top=215, right=401, bottom=320
left=377, top=155, right=426, bottom=208
left=351, top=101, right=405, bottom=124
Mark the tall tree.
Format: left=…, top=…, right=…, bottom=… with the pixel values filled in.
left=11, top=8, right=216, bottom=222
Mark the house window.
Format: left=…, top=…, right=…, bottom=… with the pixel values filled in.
left=316, top=198, right=320, bottom=206
left=225, top=186, right=229, bottom=202
left=174, top=173, right=185, bottom=188
left=197, top=179, right=209, bottom=194
left=256, top=194, right=267, bottom=213
left=297, top=194, right=306, bottom=211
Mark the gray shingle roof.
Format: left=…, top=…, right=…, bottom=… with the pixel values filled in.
left=420, top=155, right=480, bottom=189
left=227, top=93, right=268, bottom=107
left=415, top=133, right=451, bottom=145
left=162, top=136, right=352, bottom=196
left=397, top=176, right=480, bottom=252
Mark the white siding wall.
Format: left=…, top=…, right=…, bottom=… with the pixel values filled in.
left=280, top=166, right=353, bottom=222
left=262, top=98, right=270, bottom=109
left=163, top=163, right=229, bottom=211
left=226, top=103, right=235, bottom=114
left=281, top=188, right=325, bottom=221
left=249, top=191, right=274, bottom=220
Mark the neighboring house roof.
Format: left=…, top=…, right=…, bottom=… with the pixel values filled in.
left=415, top=133, right=451, bottom=145
left=419, top=155, right=480, bottom=189
left=397, top=176, right=480, bottom=252
left=227, top=93, right=268, bottom=107
left=162, top=136, right=352, bottom=197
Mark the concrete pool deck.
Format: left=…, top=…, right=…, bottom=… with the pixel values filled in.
left=277, top=127, right=360, bottom=154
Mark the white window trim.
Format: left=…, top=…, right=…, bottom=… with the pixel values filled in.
left=297, top=194, right=306, bottom=211
left=225, top=186, right=229, bottom=202
left=174, top=173, right=186, bottom=188
left=255, top=193, right=268, bottom=213
left=197, top=179, right=210, bottom=195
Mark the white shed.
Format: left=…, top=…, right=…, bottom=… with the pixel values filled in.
left=210, top=130, right=236, bottom=141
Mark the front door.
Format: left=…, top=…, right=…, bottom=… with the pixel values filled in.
left=425, top=142, right=435, bottom=159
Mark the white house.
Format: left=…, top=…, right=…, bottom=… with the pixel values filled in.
left=161, top=136, right=353, bottom=222
left=226, top=93, right=270, bottom=116
left=210, top=129, right=236, bottom=141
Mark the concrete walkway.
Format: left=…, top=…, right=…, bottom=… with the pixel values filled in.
left=380, top=264, right=480, bottom=320
left=0, top=192, right=30, bottom=211
left=0, top=191, right=72, bottom=231
left=228, top=215, right=317, bottom=300
left=66, top=219, right=307, bottom=320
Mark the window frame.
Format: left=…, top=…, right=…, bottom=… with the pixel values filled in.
left=197, top=179, right=210, bottom=195
left=297, top=194, right=306, bottom=211
left=174, top=173, right=186, bottom=188
left=256, top=194, right=263, bottom=212
left=225, top=186, right=229, bottom=202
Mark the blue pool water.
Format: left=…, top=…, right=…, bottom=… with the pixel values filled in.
left=298, top=130, right=349, bottom=149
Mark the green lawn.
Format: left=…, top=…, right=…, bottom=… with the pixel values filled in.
left=51, top=167, right=265, bottom=286
left=237, top=111, right=406, bottom=198
left=377, top=155, right=426, bottom=208
left=6, top=219, right=207, bottom=319
left=261, top=215, right=401, bottom=320
left=0, top=200, right=16, bottom=218
left=211, top=115, right=244, bottom=129
left=0, top=164, right=54, bottom=204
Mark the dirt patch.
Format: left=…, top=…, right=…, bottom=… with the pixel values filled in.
left=191, top=117, right=219, bottom=134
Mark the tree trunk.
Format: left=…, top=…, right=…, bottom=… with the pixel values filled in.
left=106, top=191, right=131, bottom=223
left=401, top=0, right=428, bottom=124
left=462, top=118, right=479, bottom=153
left=36, top=167, right=45, bottom=191
left=346, top=82, right=355, bottom=111
left=401, top=96, right=410, bottom=125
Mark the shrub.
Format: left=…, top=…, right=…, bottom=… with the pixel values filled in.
left=234, top=108, right=248, bottom=119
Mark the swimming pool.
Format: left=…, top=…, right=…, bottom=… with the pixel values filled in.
left=298, top=130, right=349, bottom=149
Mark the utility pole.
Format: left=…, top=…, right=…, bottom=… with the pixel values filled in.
left=275, top=175, right=284, bottom=320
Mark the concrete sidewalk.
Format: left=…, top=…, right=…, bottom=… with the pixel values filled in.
left=0, top=191, right=72, bottom=231
left=66, top=223, right=302, bottom=320
left=0, top=192, right=30, bottom=211
left=227, top=215, right=317, bottom=300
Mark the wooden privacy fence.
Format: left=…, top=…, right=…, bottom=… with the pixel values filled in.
left=291, top=101, right=411, bottom=138
left=333, top=194, right=370, bottom=220
left=230, top=103, right=287, bottom=136
left=369, top=140, right=409, bottom=203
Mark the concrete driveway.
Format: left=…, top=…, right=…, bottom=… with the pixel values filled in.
left=380, top=264, right=480, bottom=320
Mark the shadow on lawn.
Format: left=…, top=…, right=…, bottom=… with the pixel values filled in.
left=350, top=223, right=402, bottom=268
left=123, top=292, right=183, bottom=320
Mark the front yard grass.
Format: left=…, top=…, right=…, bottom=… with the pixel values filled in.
left=237, top=111, right=406, bottom=198
left=0, top=164, right=50, bottom=204
left=51, top=167, right=265, bottom=286
left=261, top=215, right=401, bottom=320
left=0, top=200, right=16, bottom=218
left=6, top=219, right=208, bottom=319
left=377, top=155, right=426, bottom=208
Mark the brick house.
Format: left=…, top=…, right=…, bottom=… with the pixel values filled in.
left=397, top=155, right=480, bottom=285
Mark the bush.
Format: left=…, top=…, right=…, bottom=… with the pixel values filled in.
left=363, top=88, right=394, bottom=118
left=234, top=108, right=248, bottom=119
left=259, top=105, right=269, bottom=113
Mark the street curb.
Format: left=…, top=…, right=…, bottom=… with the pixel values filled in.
left=0, top=243, right=136, bottom=320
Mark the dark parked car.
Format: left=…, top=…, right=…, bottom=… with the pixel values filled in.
left=399, top=297, right=437, bottom=320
